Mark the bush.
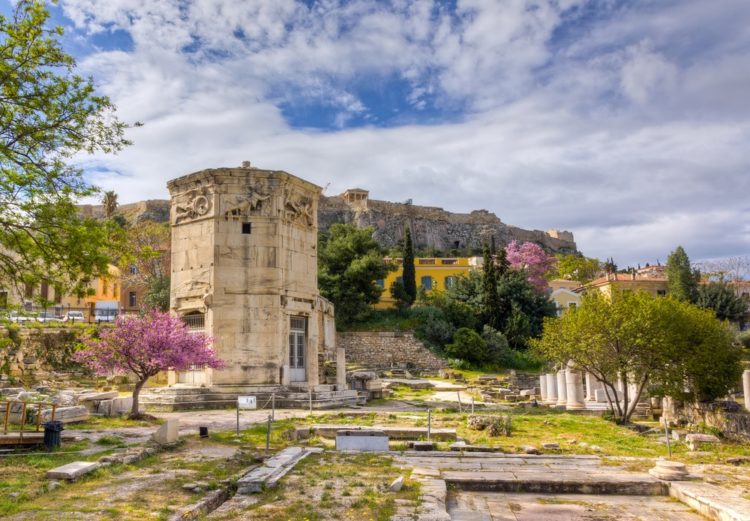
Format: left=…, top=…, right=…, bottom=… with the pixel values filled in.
left=444, top=327, right=487, bottom=364
left=412, top=306, right=455, bottom=350
left=737, top=330, right=750, bottom=349
left=481, top=326, right=509, bottom=365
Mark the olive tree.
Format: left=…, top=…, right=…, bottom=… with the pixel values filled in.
left=533, top=291, right=741, bottom=423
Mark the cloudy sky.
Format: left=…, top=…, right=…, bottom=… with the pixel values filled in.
left=23, top=0, right=750, bottom=265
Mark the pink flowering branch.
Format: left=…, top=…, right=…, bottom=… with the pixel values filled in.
left=505, top=240, right=556, bottom=293
left=75, top=309, right=223, bottom=417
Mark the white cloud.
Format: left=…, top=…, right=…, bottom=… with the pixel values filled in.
left=57, top=0, right=750, bottom=266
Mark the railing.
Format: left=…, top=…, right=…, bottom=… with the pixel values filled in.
left=1, top=400, right=57, bottom=441
left=181, top=313, right=205, bottom=331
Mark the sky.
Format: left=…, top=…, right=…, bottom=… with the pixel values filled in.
left=19, top=0, right=750, bottom=266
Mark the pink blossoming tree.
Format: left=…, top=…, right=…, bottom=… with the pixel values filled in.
left=75, top=310, right=223, bottom=418
left=505, top=240, right=556, bottom=293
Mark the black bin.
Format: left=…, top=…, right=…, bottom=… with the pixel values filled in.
left=199, top=426, right=208, bottom=438
left=43, top=421, right=64, bottom=450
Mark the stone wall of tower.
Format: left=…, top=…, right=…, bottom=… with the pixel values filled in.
left=167, top=166, right=328, bottom=387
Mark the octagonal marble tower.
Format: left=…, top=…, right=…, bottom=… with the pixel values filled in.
left=166, top=164, right=339, bottom=391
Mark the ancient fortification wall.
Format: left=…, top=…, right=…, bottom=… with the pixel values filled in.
left=318, top=195, right=577, bottom=254
left=81, top=190, right=577, bottom=255
left=339, top=331, right=447, bottom=372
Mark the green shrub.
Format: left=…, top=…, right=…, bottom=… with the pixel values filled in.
left=444, top=327, right=486, bottom=364
left=412, top=306, right=455, bottom=350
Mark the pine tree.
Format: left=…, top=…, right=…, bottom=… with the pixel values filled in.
left=666, top=246, right=699, bottom=302
left=402, top=226, right=417, bottom=305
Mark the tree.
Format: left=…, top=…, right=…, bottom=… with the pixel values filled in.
left=505, top=241, right=556, bottom=293
left=75, top=310, right=223, bottom=417
left=481, top=244, right=503, bottom=330
left=550, top=254, right=601, bottom=284
left=603, top=257, right=617, bottom=274
left=696, top=281, right=748, bottom=326
left=666, top=246, right=699, bottom=302
left=318, top=224, right=394, bottom=324
left=698, top=256, right=750, bottom=283
left=143, top=276, right=170, bottom=311
left=102, top=190, right=119, bottom=219
left=533, top=291, right=742, bottom=423
left=402, top=226, right=416, bottom=306
left=496, top=270, right=556, bottom=349
left=0, top=2, right=129, bottom=296
left=118, top=221, right=171, bottom=310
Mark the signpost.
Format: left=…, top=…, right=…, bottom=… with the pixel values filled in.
left=236, top=396, right=257, bottom=436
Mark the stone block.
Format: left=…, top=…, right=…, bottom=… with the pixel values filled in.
left=685, top=433, right=720, bottom=450
left=97, top=396, right=133, bottom=416
left=78, top=391, right=119, bottom=402
left=152, top=419, right=179, bottom=444
left=519, top=389, right=537, bottom=397
left=38, top=405, right=89, bottom=424
left=46, top=461, right=100, bottom=481
left=335, top=430, right=389, bottom=452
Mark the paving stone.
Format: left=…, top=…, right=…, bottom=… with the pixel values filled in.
left=46, top=461, right=100, bottom=481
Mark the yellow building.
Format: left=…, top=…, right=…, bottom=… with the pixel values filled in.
left=374, top=257, right=479, bottom=309
left=550, top=287, right=582, bottom=315
left=579, top=272, right=668, bottom=297
left=60, top=264, right=122, bottom=319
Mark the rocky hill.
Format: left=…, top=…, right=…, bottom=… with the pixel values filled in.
left=319, top=190, right=577, bottom=254
left=81, top=190, right=577, bottom=254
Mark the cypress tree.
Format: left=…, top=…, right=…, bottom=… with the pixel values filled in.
left=496, top=243, right=510, bottom=275
left=402, top=226, right=417, bottom=305
left=666, top=246, right=699, bottom=302
left=482, top=244, right=503, bottom=330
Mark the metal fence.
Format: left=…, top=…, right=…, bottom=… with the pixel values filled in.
left=0, top=304, right=130, bottom=325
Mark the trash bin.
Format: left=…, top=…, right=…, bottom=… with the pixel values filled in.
left=199, top=426, right=209, bottom=438
left=43, top=421, right=64, bottom=450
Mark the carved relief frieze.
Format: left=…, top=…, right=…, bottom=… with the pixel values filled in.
left=282, top=185, right=315, bottom=228
left=174, top=187, right=212, bottom=224
left=224, top=183, right=272, bottom=219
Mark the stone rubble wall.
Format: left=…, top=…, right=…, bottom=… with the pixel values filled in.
left=683, top=402, right=750, bottom=441
left=339, top=331, right=447, bottom=372
left=0, top=326, right=83, bottom=383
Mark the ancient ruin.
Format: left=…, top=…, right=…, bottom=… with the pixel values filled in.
left=141, top=164, right=356, bottom=409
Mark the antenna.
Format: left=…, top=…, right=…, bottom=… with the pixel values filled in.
left=322, top=182, right=330, bottom=194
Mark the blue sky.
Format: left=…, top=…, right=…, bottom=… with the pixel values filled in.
left=12, top=0, right=750, bottom=266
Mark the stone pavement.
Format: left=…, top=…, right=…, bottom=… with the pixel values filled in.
left=392, top=452, right=750, bottom=520
left=447, top=492, right=705, bottom=520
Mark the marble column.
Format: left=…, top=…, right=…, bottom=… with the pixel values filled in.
left=539, top=374, right=548, bottom=402
left=565, top=364, right=585, bottom=410
left=743, top=370, right=750, bottom=412
left=556, top=368, right=568, bottom=407
left=545, top=373, right=558, bottom=405
left=585, top=372, right=594, bottom=401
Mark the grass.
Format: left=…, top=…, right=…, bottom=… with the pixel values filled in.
left=0, top=439, right=104, bottom=517
left=211, top=451, right=420, bottom=521
left=67, top=415, right=163, bottom=430
left=0, top=436, right=257, bottom=520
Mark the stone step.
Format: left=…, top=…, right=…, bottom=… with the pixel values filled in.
left=670, top=481, right=750, bottom=521
left=441, top=470, right=667, bottom=495
left=295, top=424, right=457, bottom=441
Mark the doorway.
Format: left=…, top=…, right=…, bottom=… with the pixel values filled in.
left=289, top=316, right=307, bottom=383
